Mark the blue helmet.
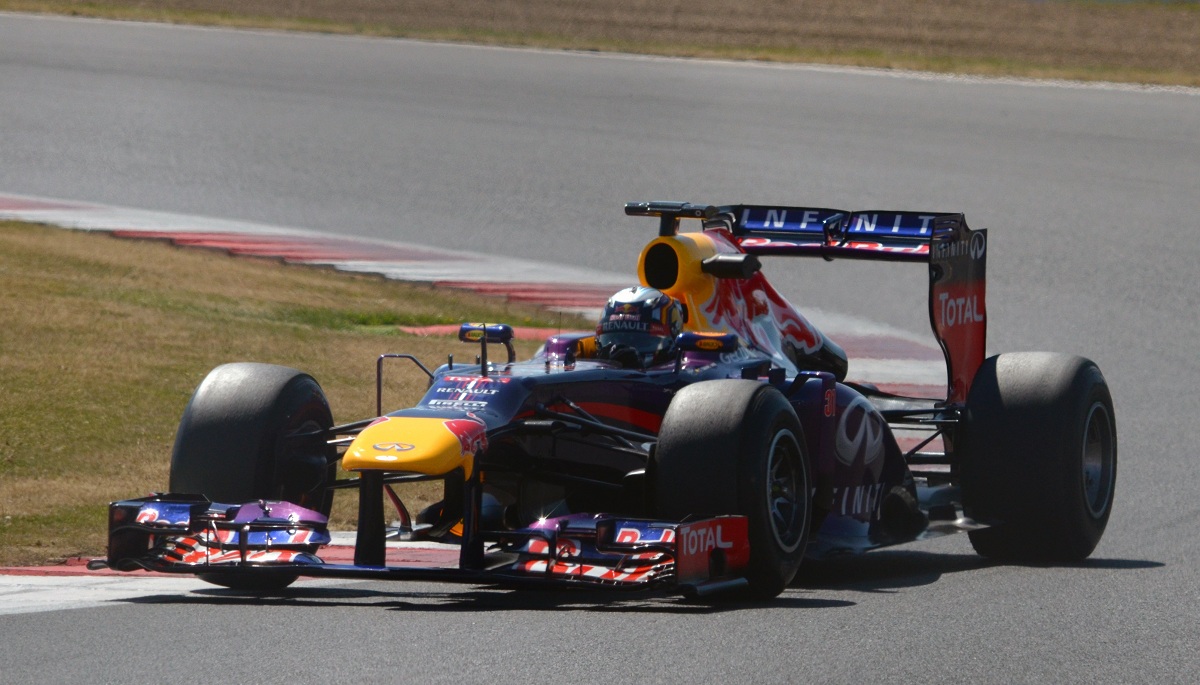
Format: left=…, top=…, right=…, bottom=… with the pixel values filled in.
left=596, top=286, right=684, bottom=366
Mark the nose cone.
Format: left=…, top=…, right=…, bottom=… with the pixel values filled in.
left=343, top=416, right=486, bottom=477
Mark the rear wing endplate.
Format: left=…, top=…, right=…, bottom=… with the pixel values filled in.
left=626, top=202, right=988, bottom=404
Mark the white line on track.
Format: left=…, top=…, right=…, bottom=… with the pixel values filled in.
left=0, top=192, right=630, bottom=289
left=0, top=575, right=214, bottom=616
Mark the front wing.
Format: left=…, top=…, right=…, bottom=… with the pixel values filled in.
left=91, top=495, right=752, bottom=596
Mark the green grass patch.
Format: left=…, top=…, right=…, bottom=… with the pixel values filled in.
left=277, top=305, right=493, bottom=331
left=0, top=504, right=110, bottom=564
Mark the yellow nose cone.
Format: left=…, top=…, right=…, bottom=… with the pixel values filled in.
left=342, top=416, right=486, bottom=477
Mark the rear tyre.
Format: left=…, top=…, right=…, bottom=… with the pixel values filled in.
left=653, top=380, right=810, bottom=599
left=169, top=363, right=336, bottom=590
left=961, top=353, right=1117, bottom=561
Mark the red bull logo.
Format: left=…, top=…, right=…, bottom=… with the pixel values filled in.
left=443, top=414, right=487, bottom=456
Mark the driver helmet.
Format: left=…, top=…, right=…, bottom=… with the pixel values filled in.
left=596, top=286, right=684, bottom=367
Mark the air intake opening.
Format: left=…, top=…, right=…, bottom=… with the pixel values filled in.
left=643, top=243, right=679, bottom=291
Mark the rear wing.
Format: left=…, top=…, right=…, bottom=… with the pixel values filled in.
left=723, top=205, right=939, bottom=262
left=626, top=202, right=988, bottom=404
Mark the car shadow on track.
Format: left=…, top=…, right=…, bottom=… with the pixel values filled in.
left=795, top=550, right=989, bottom=594
left=121, top=584, right=856, bottom=614
left=795, top=549, right=1164, bottom=595
left=116, top=551, right=1159, bottom=614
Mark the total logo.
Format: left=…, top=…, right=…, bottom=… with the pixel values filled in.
left=938, top=292, right=984, bottom=328
left=679, top=523, right=734, bottom=557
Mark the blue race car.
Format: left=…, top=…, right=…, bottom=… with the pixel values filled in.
left=93, top=202, right=1117, bottom=599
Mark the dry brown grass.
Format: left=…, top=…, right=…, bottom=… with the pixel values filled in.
left=0, top=221, right=577, bottom=565
left=3, top=0, right=1198, bottom=85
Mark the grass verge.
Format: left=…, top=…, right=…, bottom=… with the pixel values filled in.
left=0, top=221, right=584, bottom=566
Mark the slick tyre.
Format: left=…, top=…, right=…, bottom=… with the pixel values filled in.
left=169, top=363, right=336, bottom=591
left=653, top=380, right=810, bottom=599
left=961, top=353, right=1117, bottom=562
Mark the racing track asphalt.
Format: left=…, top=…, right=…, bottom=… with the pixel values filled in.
left=1, top=12, right=1199, bottom=684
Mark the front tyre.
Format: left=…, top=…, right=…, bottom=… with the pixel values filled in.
left=962, top=353, right=1117, bottom=561
left=653, top=380, right=811, bottom=599
left=169, top=363, right=335, bottom=511
left=169, top=363, right=337, bottom=591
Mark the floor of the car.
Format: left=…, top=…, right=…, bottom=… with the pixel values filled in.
left=844, top=381, right=942, bottom=414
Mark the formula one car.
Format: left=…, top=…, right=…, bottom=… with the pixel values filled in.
left=92, top=201, right=1117, bottom=599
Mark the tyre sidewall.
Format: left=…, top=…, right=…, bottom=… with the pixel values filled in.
left=963, top=353, right=1117, bottom=560
left=169, top=363, right=334, bottom=511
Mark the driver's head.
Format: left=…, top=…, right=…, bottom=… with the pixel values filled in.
left=596, top=286, right=683, bottom=367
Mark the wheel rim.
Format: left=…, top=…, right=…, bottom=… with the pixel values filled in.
left=1081, top=401, right=1115, bottom=519
left=767, top=429, right=807, bottom=553
left=276, top=414, right=332, bottom=510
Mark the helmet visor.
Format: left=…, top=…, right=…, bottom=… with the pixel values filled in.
left=596, top=330, right=672, bottom=358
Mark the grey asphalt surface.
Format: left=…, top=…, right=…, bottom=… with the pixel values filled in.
left=2, top=13, right=1199, bottom=683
